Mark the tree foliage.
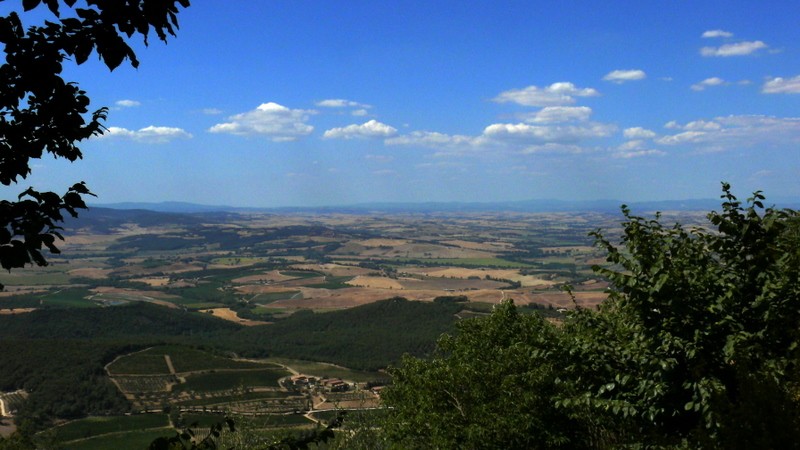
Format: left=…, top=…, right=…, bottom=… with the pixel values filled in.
left=0, top=0, right=189, bottom=285
left=382, top=184, right=800, bottom=449
left=382, top=302, right=584, bottom=449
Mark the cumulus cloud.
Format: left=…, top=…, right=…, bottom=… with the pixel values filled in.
left=623, top=127, right=656, bottom=139
left=352, top=109, right=369, bottom=116
left=208, top=102, right=315, bottom=141
left=482, top=122, right=616, bottom=143
left=493, top=82, right=599, bottom=107
left=657, top=131, right=707, bottom=145
left=665, top=119, right=723, bottom=131
left=602, top=69, right=646, bottom=83
left=526, top=106, right=592, bottom=123
left=115, top=99, right=140, bottom=108
left=101, top=126, right=192, bottom=143
left=519, top=143, right=590, bottom=154
left=386, top=117, right=615, bottom=158
left=385, top=131, right=478, bottom=148
left=612, top=139, right=665, bottom=158
left=657, top=115, right=800, bottom=150
left=323, top=120, right=397, bottom=139
left=316, top=99, right=371, bottom=109
left=691, top=77, right=726, bottom=91
left=702, top=29, right=734, bottom=38
left=614, top=149, right=666, bottom=158
left=700, top=40, right=768, bottom=57
left=762, top=75, right=800, bottom=94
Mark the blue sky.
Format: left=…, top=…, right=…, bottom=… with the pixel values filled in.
left=10, top=1, right=800, bottom=207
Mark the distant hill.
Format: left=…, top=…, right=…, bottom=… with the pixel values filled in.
left=64, top=207, right=247, bottom=233
left=92, top=197, right=800, bottom=215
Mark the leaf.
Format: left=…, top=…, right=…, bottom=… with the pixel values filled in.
left=43, top=0, right=60, bottom=16
left=22, top=0, right=42, bottom=12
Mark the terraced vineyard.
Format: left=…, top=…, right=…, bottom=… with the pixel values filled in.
left=108, top=346, right=296, bottom=414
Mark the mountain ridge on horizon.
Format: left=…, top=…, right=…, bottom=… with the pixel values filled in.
left=89, top=196, right=800, bottom=214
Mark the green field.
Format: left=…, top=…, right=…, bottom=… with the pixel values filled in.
left=45, top=414, right=169, bottom=443
left=252, top=305, right=291, bottom=315
left=279, top=270, right=321, bottom=279
left=108, top=353, right=170, bottom=375
left=180, top=412, right=312, bottom=428
left=0, top=272, right=73, bottom=286
left=267, top=358, right=382, bottom=382
left=174, top=368, right=289, bottom=393
left=252, top=290, right=300, bottom=303
left=391, top=257, right=538, bottom=268
left=211, top=256, right=270, bottom=265
left=42, top=288, right=98, bottom=308
left=168, top=347, right=277, bottom=372
left=175, top=390, right=291, bottom=407
left=109, top=346, right=276, bottom=375
left=62, top=429, right=173, bottom=450
left=305, top=276, right=354, bottom=289
left=0, top=288, right=97, bottom=309
left=182, top=302, right=227, bottom=310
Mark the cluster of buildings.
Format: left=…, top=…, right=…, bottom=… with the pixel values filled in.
left=287, top=375, right=350, bottom=393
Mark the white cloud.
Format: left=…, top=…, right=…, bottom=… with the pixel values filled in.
left=666, top=120, right=722, bottom=131
left=602, top=69, right=646, bottom=83
left=316, top=99, right=371, bottom=109
left=386, top=117, right=615, bottom=158
left=691, top=77, right=726, bottom=91
left=700, top=40, right=768, bottom=57
left=202, top=108, right=223, bottom=115
left=751, top=169, right=773, bottom=178
left=208, top=102, right=315, bottom=141
left=493, top=82, right=600, bottom=107
left=352, top=109, right=369, bottom=116
left=115, top=99, right=140, bottom=108
left=657, top=131, right=708, bottom=145
left=323, top=120, right=398, bottom=139
left=702, top=29, right=734, bottom=38
left=762, top=75, right=800, bottom=94
left=385, top=131, right=478, bottom=148
left=657, top=115, right=800, bottom=149
left=613, top=139, right=665, bottom=158
left=482, top=122, right=616, bottom=143
left=623, top=127, right=656, bottom=139
left=526, top=106, right=592, bottom=123
left=614, top=149, right=666, bottom=158
left=520, top=143, right=590, bottom=154
left=101, top=126, right=192, bottom=143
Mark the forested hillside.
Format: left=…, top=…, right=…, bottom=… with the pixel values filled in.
left=0, top=298, right=460, bottom=431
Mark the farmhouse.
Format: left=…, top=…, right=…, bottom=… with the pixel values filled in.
left=320, top=378, right=349, bottom=392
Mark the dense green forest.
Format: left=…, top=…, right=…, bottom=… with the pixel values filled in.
left=0, top=298, right=461, bottom=432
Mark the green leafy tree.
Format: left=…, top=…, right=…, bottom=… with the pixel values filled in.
left=573, top=183, right=800, bottom=447
left=0, top=0, right=189, bottom=286
left=382, top=184, right=800, bottom=449
left=381, top=301, right=585, bottom=449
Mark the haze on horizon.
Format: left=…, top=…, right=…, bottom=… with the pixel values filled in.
left=5, top=1, right=800, bottom=208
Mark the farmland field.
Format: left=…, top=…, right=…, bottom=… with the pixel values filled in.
left=0, top=206, right=714, bottom=443
left=173, top=368, right=290, bottom=393
left=45, top=414, right=170, bottom=443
